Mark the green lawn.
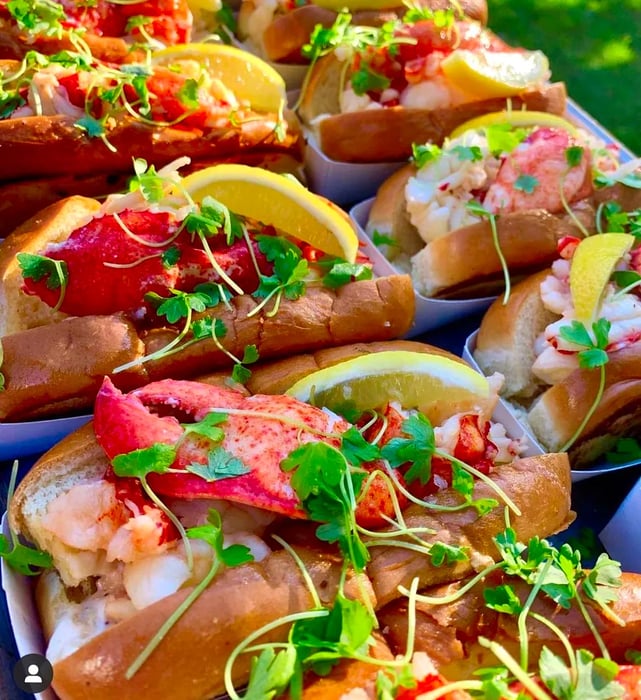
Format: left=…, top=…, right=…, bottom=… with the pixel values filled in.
left=488, top=0, right=641, bottom=155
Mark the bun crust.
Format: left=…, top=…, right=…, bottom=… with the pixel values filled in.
left=298, top=56, right=567, bottom=162
left=0, top=110, right=303, bottom=183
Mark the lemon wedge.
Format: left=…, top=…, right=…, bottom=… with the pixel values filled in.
left=449, top=110, right=577, bottom=138
left=180, top=164, right=359, bottom=261
left=441, top=49, right=549, bottom=99
left=286, top=351, right=494, bottom=425
left=570, top=233, right=635, bottom=324
left=152, top=43, right=285, bottom=114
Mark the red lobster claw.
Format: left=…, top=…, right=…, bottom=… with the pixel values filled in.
left=94, top=378, right=351, bottom=518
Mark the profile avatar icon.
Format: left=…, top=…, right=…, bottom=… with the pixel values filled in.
left=13, top=653, right=54, bottom=692
left=25, top=663, right=42, bottom=683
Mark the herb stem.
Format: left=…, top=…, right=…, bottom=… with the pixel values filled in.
left=434, top=450, right=522, bottom=517
left=126, top=556, right=221, bottom=679
left=478, top=637, right=554, bottom=700
left=197, top=231, right=245, bottom=296
left=559, top=363, right=606, bottom=452
left=517, top=558, right=553, bottom=669
left=574, top=589, right=610, bottom=660
left=140, top=476, right=193, bottom=572
left=223, top=609, right=329, bottom=700
left=271, top=534, right=322, bottom=609
left=487, top=212, right=511, bottom=304
left=559, top=172, right=590, bottom=238
left=398, top=561, right=505, bottom=604
left=530, top=612, right=577, bottom=678
left=404, top=680, right=483, bottom=700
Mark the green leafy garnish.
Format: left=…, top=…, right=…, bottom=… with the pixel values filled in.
left=557, top=319, right=610, bottom=452
left=484, top=583, right=523, bottom=615
left=321, top=260, right=372, bottom=288
left=7, top=0, right=66, bottom=37
left=486, top=123, right=528, bottom=156
left=129, top=158, right=166, bottom=203
left=281, top=442, right=369, bottom=572
left=452, top=144, right=483, bottom=162
left=351, top=64, right=390, bottom=95
left=605, top=436, right=641, bottom=464
left=428, top=541, right=468, bottom=567
left=161, top=246, right=181, bottom=268
left=243, top=647, right=298, bottom=700
left=566, top=146, right=585, bottom=167
left=371, top=229, right=400, bottom=248
left=595, top=170, right=641, bottom=190
left=186, top=447, right=250, bottom=481
left=514, top=174, right=540, bottom=194
left=381, top=413, right=434, bottom=485
left=17, top=252, right=68, bottom=312
left=412, top=142, right=442, bottom=169
left=539, top=647, right=623, bottom=700
left=111, top=443, right=177, bottom=478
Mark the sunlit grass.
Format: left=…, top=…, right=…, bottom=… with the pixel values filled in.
left=488, top=0, right=641, bottom=154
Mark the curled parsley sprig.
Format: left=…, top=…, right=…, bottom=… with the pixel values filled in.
left=17, top=252, right=68, bottom=313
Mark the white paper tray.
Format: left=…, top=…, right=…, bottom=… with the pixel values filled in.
left=350, top=199, right=495, bottom=336
left=463, top=330, right=641, bottom=482
left=1, top=516, right=54, bottom=700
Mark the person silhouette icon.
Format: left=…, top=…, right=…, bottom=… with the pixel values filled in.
left=24, top=663, right=42, bottom=683
left=13, top=653, right=54, bottom=692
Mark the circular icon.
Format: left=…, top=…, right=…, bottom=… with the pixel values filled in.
left=13, top=653, right=53, bottom=693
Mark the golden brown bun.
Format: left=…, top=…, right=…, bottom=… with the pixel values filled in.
left=50, top=548, right=359, bottom=700
left=367, top=165, right=595, bottom=298
left=367, top=452, right=572, bottom=607
left=474, top=271, right=555, bottom=399
left=141, top=275, right=415, bottom=378
left=379, top=570, right=641, bottom=677
left=528, top=343, right=641, bottom=464
left=0, top=151, right=305, bottom=239
left=0, top=316, right=148, bottom=421
left=0, top=20, right=131, bottom=62
left=298, top=56, right=567, bottom=162
left=475, top=267, right=641, bottom=465
left=0, top=109, right=302, bottom=182
left=240, top=0, right=488, bottom=63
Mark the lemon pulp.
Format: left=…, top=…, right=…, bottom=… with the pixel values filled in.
left=570, top=233, right=635, bottom=323
left=441, top=49, right=549, bottom=99
left=152, top=43, right=286, bottom=114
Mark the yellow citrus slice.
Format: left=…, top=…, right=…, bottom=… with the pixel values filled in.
left=449, top=110, right=578, bottom=138
left=152, top=43, right=285, bottom=114
left=286, top=351, right=494, bottom=425
left=180, top=164, right=359, bottom=261
left=570, top=233, right=635, bottom=323
left=441, top=49, right=549, bottom=99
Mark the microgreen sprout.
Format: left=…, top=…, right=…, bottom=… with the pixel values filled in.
left=557, top=318, right=610, bottom=452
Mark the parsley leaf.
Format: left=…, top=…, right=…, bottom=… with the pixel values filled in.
left=486, top=124, right=528, bottom=156
left=111, top=443, right=176, bottom=478
left=0, top=536, right=52, bottom=576
left=412, top=142, right=441, bottom=168
left=484, top=584, right=522, bottom=614
left=381, top=413, right=434, bottom=485
left=582, top=553, right=622, bottom=607
left=186, top=446, right=250, bottom=481
left=371, top=229, right=399, bottom=248
left=322, top=261, right=372, bottom=288
left=243, top=646, right=297, bottom=700
left=75, top=114, right=105, bottom=138
left=181, top=412, right=227, bottom=442
left=161, top=246, right=181, bottom=268
left=428, top=541, right=468, bottom=567
left=129, top=158, right=166, bottom=203
left=341, top=426, right=381, bottom=465
left=178, top=78, right=200, bottom=111
left=558, top=319, right=611, bottom=369
left=351, top=65, right=390, bottom=95
left=186, top=508, right=253, bottom=567
left=566, top=146, right=584, bottom=167
left=451, top=144, right=483, bottom=162
left=7, top=0, right=65, bottom=37
left=514, top=174, right=540, bottom=194
left=605, top=437, right=641, bottom=464
left=17, top=252, right=68, bottom=290
left=539, top=647, right=623, bottom=700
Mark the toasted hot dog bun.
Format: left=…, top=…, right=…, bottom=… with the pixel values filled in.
left=0, top=195, right=415, bottom=420
left=0, top=151, right=305, bottom=239
left=297, top=53, right=567, bottom=162
left=474, top=271, right=641, bottom=465
left=0, top=109, right=302, bottom=183
left=238, top=0, right=488, bottom=64
left=368, top=166, right=589, bottom=298
left=10, top=384, right=571, bottom=698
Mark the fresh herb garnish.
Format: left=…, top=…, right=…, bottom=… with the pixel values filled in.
left=557, top=319, right=610, bottom=452
left=7, top=0, right=66, bottom=37
left=351, top=64, right=390, bottom=95
left=605, top=436, right=641, bottom=464
left=371, top=229, right=400, bottom=248
left=17, top=252, right=68, bottom=312
left=452, top=144, right=483, bottom=162
left=486, top=123, right=528, bottom=156
left=320, top=259, right=373, bottom=288
left=412, top=142, right=442, bottom=169
left=514, top=173, right=540, bottom=194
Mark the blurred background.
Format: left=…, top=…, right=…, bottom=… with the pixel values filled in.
left=489, top=0, right=641, bottom=155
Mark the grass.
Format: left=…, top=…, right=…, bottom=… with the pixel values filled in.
left=488, top=0, right=641, bottom=155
